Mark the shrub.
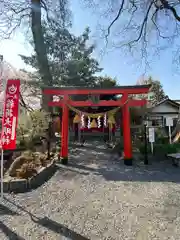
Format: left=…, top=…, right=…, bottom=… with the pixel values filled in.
left=172, top=143, right=180, bottom=151
left=16, top=139, right=30, bottom=150
left=17, top=110, right=50, bottom=151
left=138, top=143, right=151, bottom=154
left=154, top=143, right=179, bottom=155
left=17, top=162, right=37, bottom=179
left=7, top=150, right=50, bottom=178
left=155, top=127, right=167, bottom=138
left=138, top=142, right=180, bottom=156
left=156, top=137, right=169, bottom=144
left=8, top=155, right=34, bottom=177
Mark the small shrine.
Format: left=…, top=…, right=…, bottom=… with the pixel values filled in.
left=42, top=85, right=150, bottom=165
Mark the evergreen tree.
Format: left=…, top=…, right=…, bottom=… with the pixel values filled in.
left=95, top=76, right=118, bottom=88
left=143, top=77, right=166, bottom=106
left=20, top=22, right=102, bottom=87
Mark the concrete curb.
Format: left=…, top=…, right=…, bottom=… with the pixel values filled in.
left=1, top=162, right=57, bottom=193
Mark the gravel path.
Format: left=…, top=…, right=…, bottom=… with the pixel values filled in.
left=1, top=141, right=180, bottom=240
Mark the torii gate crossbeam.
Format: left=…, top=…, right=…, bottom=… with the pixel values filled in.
left=42, top=85, right=150, bottom=166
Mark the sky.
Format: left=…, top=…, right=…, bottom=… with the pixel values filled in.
left=0, top=0, right=180, bottom=99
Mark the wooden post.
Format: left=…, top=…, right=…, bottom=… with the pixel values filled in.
left=60, top=95, right=69, bottom=164
left=122, top=100, right=132, bottom=165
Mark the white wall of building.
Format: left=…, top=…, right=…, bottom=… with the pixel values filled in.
left=149, top=101, right=179, bottom=127
left=151, top=102, right=179, bottom=114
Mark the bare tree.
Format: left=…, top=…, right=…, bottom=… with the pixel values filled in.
left=0, top=0, right=70, bottom=86
left=83, top=0, right=180, bottom=67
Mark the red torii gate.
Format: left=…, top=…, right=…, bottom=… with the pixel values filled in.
left=43, top=85, right=150, bottom=166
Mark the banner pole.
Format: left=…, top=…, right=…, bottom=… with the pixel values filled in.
left=151, top=142, right=154, bottom=154
left=169, top=125, right=172, bottom=144
left=1, top=149, right=4, bottom=200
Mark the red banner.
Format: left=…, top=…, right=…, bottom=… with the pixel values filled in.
left=1, top=79, right=20, bottom=150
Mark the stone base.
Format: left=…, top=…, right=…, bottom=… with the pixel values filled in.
left=60, top=157, right=68, bottom=165
left=124, top=158, right=133, bottom=166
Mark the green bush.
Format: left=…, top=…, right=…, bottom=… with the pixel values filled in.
left=31, top=135, right=42, bottom=144
left=170, top=143, right=180, bottom=152
left=155, top=128, right=167, bottom=138
left=17, top=110, right=50, bottom=151
left=16, top=139, right=29, bottom=150
left=154, top=143, right=179, bottom=155
left=138, top=143, right=180, bottom=156
left=138, top=143, right=151, bottom=154
left=156, top=137, right=169, bottom=144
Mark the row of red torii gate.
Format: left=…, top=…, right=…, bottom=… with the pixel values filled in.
left=42, top=84, right=151, bottom=166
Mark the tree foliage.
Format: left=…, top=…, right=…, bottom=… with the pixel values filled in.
left=95, top=75, right=118, bottom=88
left=137, top=76, right=167, bottom=106
left=17, top=110, right=50, bottom=147
left=20, top=25, right=102, bottom=87
left=94, top=75, right=118, bottom=101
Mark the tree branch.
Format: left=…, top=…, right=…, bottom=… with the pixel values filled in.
left=11, top=7, right=29, bottom=14
left=4, top=14, right=30, bottom=39
left=123, top=1, right=138, bottom=32
left=105, top=0, right=125, bottom=41
left=20, top=92, right=34, bottom=112
left=151, top=8, right=166, bottom=39
left=160, top=0, right=180, bottom=21
left=128, top=1, right=154, bottom=45
left=41, top=0, right=51, bottom=22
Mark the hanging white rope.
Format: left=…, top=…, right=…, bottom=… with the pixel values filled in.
left=104, top=113, right=107, bottom=127
left=81, top=114, right=85, bottom=128
left=97, top=116, right=101, bottom=128
left=87, top=116, right=91, bottom=129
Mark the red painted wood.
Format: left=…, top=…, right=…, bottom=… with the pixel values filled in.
left=48, top=100, right=123, bottom=107
left=48, top=101, right=64, bottom=107
left=43, top=86, right=150, bottom=95
left=44, top=86, right=150, bottom=163
left=60, top=97, right=69, bottom=159
left=122, top=101, right=132, bottom=160
left=127, top=99, right=147, bottom=107
left=48, top=99, right=146, bottom=107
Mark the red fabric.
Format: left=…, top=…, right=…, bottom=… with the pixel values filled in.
left=1, top=79, right=20, bottom=150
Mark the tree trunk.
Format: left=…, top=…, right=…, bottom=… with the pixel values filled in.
left=31, top=0, right=53, bottom=86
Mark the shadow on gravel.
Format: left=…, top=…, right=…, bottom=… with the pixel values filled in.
left=32, top=217, right=90, bottom=240
left=65, top=145, right=180, bottom=183
left=57, top=162, right=180, bottom=183
left=0, top=221, right=25, bottom=240
left=4, top=197, right=90, bottom=240
left=0, top=203, right=19, bottom=216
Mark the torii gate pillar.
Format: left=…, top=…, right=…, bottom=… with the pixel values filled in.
left=43, top=85, right=150, bottom=166
left=122, top=100, right=132, bottom=165
left=60, top=96, right=69, bottom=164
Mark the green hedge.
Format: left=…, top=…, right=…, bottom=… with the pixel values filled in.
left=138, top=144, right=151, bottom=154
left=138, top=143, right=180, bottom=155
left=155, top=143, right=178, bottom=155
left=156, top=137, right=169, bottom=144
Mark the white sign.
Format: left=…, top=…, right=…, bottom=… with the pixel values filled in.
left=166, top=117, right=173, bottom=127
left=148, top=127, right=155, bottom=143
